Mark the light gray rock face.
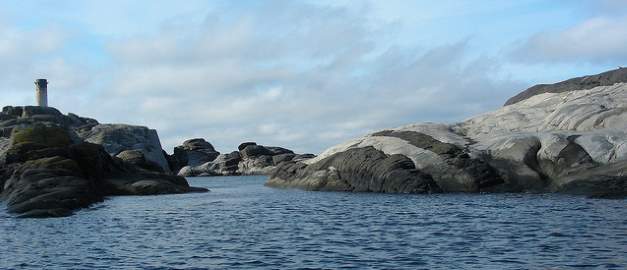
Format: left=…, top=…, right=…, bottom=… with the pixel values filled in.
left=269, top=71, right=627, bottom=197
left=77, top=124, right=172, bottom=173
left=460, top=83, right=627, bottom=138
left=504, top=67, right=627, bottom=105
left=78, top=124, right=170, bottom=172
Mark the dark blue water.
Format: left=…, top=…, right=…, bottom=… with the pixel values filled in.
left=1, top=176, right=626, bottom=269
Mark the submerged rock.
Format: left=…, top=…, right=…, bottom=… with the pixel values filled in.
left=268, top=69, right=627, bottom=197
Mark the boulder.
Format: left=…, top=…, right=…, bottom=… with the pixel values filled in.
left=238, top=142, right=257, bottom=151
left=173, top=138, right=220, bottom=167
left=236, top=144, right=297, bottom=175
left=240, top=145, right=273, bottom=159
left=116, top=149, right=165, bottom=173
left=239, top=155, right=274, bottom=175
left=77, top=124, right=172, bottom=173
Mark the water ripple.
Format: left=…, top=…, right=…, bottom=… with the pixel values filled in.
left=1, top=176, right=626, bottom=269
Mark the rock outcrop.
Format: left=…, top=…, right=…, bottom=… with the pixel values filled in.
left=116, top=149, right=165, bottom=173
left=267, top=146, right=440, bottom=193
left=176, top=141, right=314, bottom=177
left=0, top=106, right=207, bottom=218
left=77, top=124, right=172, bottom=173
left=504, top=67, right=627, bottom=105
left=172, top=138, right=220, bottom=169
left=268, top=69, right=627, bottom=197
left=179, top=151, right=242, bottom=177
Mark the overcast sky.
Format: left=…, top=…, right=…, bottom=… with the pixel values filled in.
left=1, top=0, right=626, bottom=154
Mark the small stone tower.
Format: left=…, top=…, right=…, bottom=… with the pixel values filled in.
left=35, top=79, right=48, bottom=107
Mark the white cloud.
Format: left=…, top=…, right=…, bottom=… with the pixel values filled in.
left=0, top=22, right=93, bottom=108
left=511, top=15, right=627, bottom=64
left=0, top=1, right=524, bottom=155
left=86, top=2, right=523, bottom=153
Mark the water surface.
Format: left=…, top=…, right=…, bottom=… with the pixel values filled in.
left=1, top=176, right=626, bottom=269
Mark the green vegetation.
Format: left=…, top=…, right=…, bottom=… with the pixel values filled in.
left=11, top=125, right=72, bottom=148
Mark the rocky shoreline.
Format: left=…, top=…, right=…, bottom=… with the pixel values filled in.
left=2, top=69, right=625, bottom=218
left=267, top=69, right=627, bottom=198
left=0, top=105, right=312, bottom=218
left=0, top=106, right=208, bottom=218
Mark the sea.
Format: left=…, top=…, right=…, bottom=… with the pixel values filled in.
left=1, top=176, right=625, bottom=269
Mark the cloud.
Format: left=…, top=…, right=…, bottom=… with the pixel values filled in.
left=0, top=1, right=524, bottom=154
left=511, top=15, right=627, bottom=64
left=0, top=22, right=98, bottom=111
left=87, top=2, right=523, bottom=154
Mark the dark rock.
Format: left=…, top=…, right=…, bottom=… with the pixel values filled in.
left=173, top=138, right=220, bottom=167
left=273, top=153, right=295, bottom=165
left=116, top=149, right=165, bottom=173
left=173, top=139, right=303, bottom=177
left=293, top=154, right=316, bottom=162
left=239, top=155, right=274, bottom=175
left=268, top=146, right=441, bottom=194
left=0, top=107, right=207, bottom=218
left=178, top=151, right=242, bottom=177
left=77, top=124, right=171, bottom=172
left=240, top=145, right=273, bottom=159
left=373, top=130, right=460, bottom=156
left=266, top=146, right=294, bottom=156
left=557, top=161, right=627, bottom=198
left=172, top=147, right=189, bottom=167
left=238, top=142, right=257, bottom=151
left=163, top=150, right=182, bottom=173
left=538, top=136, right=596, bottom=179
left=2, top=155, right=101, bottom=218
left=217, top=151, right=242, bottom=171
left=181, top=138, right=215, bottom=151
left=372, top=130, right=503, bottom=192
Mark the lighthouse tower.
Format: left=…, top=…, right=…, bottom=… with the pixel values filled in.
left=35, top=79, right=48, bottom=107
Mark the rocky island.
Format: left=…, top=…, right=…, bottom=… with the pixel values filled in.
left=171, top=139, right=315, bottom=177
left=267, top=68, right=627, bottom=198
left=0, top=106, right=207, bottom=218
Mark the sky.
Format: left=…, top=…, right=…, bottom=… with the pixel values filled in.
left=1, top=0, right=626, bottom=154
